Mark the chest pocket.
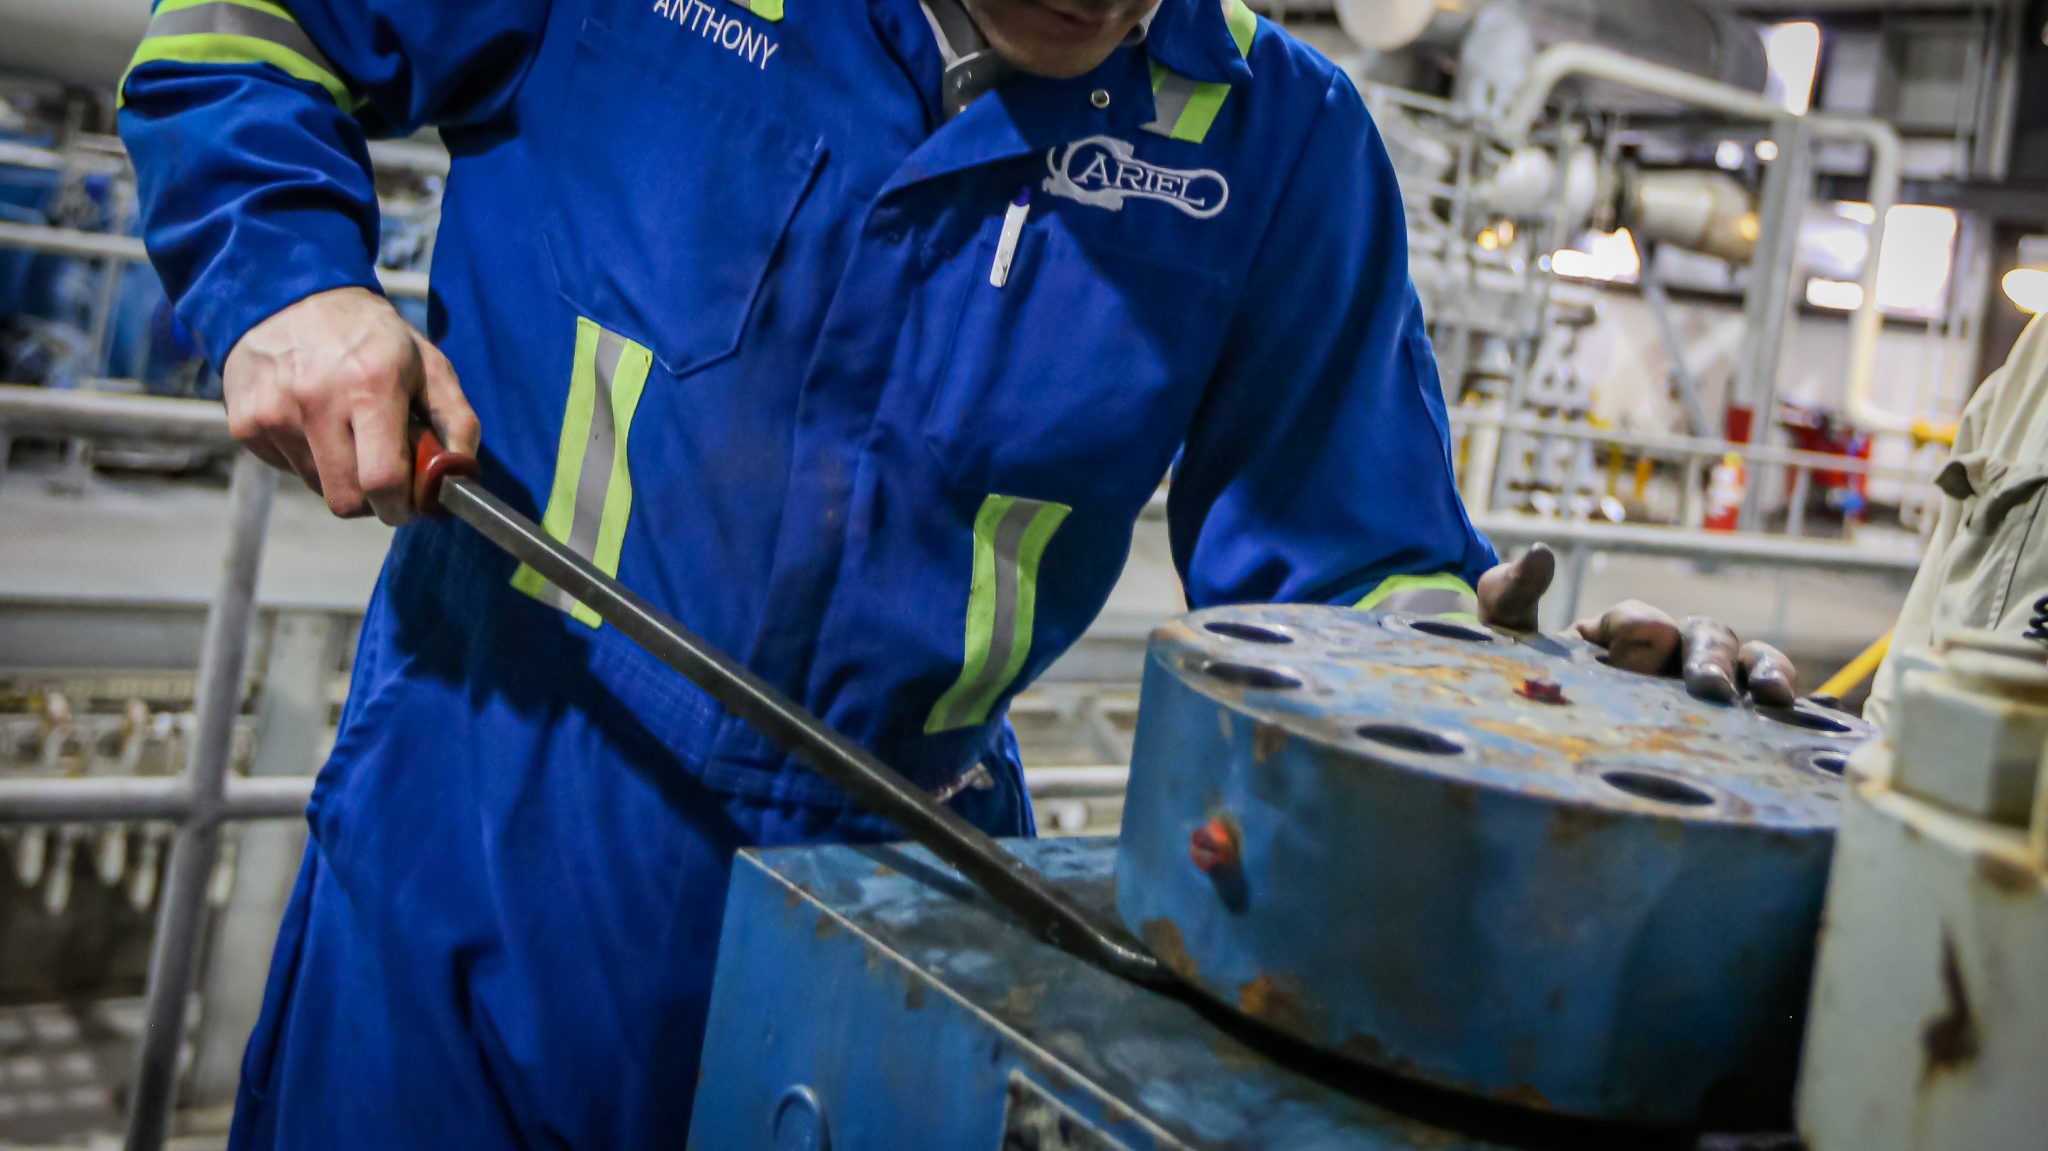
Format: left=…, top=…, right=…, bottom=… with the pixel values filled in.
left=922, top=215, right=1232, bottom=500
left=1936, top=452, right=2048, bottom=632
left=544, top=19, right=823, bottom=377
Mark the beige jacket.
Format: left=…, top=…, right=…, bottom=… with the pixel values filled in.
left=1869, top=312, right=2048, bottom=729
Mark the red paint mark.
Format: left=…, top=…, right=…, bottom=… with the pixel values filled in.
left=1517, top=678, right=1568, bottom=705
left=1189, top=818, right=1238, bottom=874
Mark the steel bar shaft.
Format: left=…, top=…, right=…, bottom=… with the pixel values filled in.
left=124, top=455, right=275, bottom=1151
left=435, top=470, right=1170, bottom=988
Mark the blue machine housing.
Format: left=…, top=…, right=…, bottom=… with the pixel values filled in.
left=1114, top=606, right=1864, bottom=1125
left=696, top=837, right=1590, bottom=1150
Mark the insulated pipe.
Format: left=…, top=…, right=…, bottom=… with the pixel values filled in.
left=1499, top=42, right=1910, bottom=434
left=1341, top=0, right=1766, bottom=93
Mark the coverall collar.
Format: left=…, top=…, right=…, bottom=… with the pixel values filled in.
left=1146, top=0, right=1254, bottom=87
left=878, top=0, right=1249, bottom=197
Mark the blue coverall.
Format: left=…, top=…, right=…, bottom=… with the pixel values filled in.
left=118, top=0, right=1498, bottom=1144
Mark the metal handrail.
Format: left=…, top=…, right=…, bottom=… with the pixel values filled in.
left=0, top=219, right=432, bottom=300
left=1447, top=410, right=1936, bottom=483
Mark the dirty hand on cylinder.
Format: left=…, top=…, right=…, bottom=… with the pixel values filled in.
left=1474, top=543, right=1799, bottom=706
left=222, top=286, right=481, bottom=526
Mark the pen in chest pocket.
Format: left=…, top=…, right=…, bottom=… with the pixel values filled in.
left=989, top=187, right=1032, bottom=288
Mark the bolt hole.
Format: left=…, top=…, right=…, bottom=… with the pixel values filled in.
left=1204, top=621, right=1294, bottom=645
left=1409, top=618, right=1494, bottom=644
left=1808, top=751, right=1848, bottom=776
left=1761, top=706, right=1853, bottom=735
left=1357, top=723, right=1464, bottom=756
left=1600, top=770, right=1716, bottom=807
left=1201, top=661, right=1302, bottom=690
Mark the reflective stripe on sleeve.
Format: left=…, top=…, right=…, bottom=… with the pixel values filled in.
left=120, top=0, right=356, bottom=110
left=511, top=320, right=655, bottom=628
left=1142, top=0, right=1256, bottom=144
left=925, top=495, right=1072, bottom=734
left=1354, top=573, right=1480, bottom=620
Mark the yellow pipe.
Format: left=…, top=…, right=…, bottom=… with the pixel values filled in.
left=1816, top=630, right=1893, bottom=700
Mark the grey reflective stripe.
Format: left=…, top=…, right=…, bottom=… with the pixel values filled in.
left=938, top=499, right=1039, bottom=728
left=533, top=331, right=630, bottom=616
left=142, top=2, right=342, bottom=83
left=1145, top=73, right=1198, bottom=136
left=1374, top=587, right=1479, bottom=617
left=926, top=495, right=1069, bottom=733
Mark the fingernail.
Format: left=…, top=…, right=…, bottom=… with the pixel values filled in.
left=1687, top=664, right=1738, bottom=704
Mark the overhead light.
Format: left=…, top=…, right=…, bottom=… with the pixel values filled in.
left=1551, top=228, right=1641, bottom=283
left=1755, top=140, right=1780, bottom=162
left=1715, top=140, right=1745, bottom=170
left=1814, top=203, right=1960, bottom=316
left=1806, top=279, right=1865, bottom=311
left=1763, top=22, right=1822, bottom=116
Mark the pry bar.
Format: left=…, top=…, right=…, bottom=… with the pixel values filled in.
left=411, top=429, right=1172, bottom=988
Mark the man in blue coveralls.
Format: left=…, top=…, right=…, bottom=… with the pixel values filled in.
left=119, top=0, right=1799, bottom=1144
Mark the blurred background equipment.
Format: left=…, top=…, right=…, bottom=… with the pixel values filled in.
left=1, top=0, right=2045, bottom=1147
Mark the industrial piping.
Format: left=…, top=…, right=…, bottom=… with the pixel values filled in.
left=1498, top=41, right=1912, bottom=435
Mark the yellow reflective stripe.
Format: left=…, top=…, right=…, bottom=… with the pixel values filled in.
left=120, top=1, right=356, bottom=111
left=156, top=0, right=296, bottom=20
left=1141, top=0, right=1256, bottom=144
left=512, top=319, right=653, bottom=629
left=1223, top=0, right=1256, bottom=55
left=1353, top=573, right=1479, bottom=616
left=926, top=495, right=1071, bottom=734
left=1167, top=82, right=1232, bottom=144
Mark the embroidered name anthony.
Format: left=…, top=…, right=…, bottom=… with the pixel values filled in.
left=652, top=0, right=781, bottom=70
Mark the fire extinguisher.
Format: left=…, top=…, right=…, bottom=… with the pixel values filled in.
left=1705, top=452, right=1746, bottom=532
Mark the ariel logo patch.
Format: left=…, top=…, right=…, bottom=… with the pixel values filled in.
left=1043, top=135, right=1228, bottom=220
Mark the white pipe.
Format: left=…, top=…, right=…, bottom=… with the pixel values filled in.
left=1499, top=42, right=1911, bottom=435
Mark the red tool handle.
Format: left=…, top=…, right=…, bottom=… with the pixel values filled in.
left=412, top=427, right=480, bottom=519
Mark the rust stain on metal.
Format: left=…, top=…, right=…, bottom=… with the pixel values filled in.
left=1399, top=664, right=1474, bottom=688
left=1489, top=1083, right=1551, bottom=1110
left=1252, top=722, right=1287, bottom=764
left=814, top=914, right=839, bottom=940
left=1236, top=972, right=1307, bottom=1032
left=1920, top=933, right=1979, bottom=1083
left=1471, top=718, right=1602, bottom=763
left=904, top=978, right=928, bottom=1011
left=1975, top=850, right=2040, bottom=895
left=1140, top=917, right=1200, bottom=981
left=1548, top=803, right=1626, bottom=845
left=783, top=885, right=802, bottom=910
